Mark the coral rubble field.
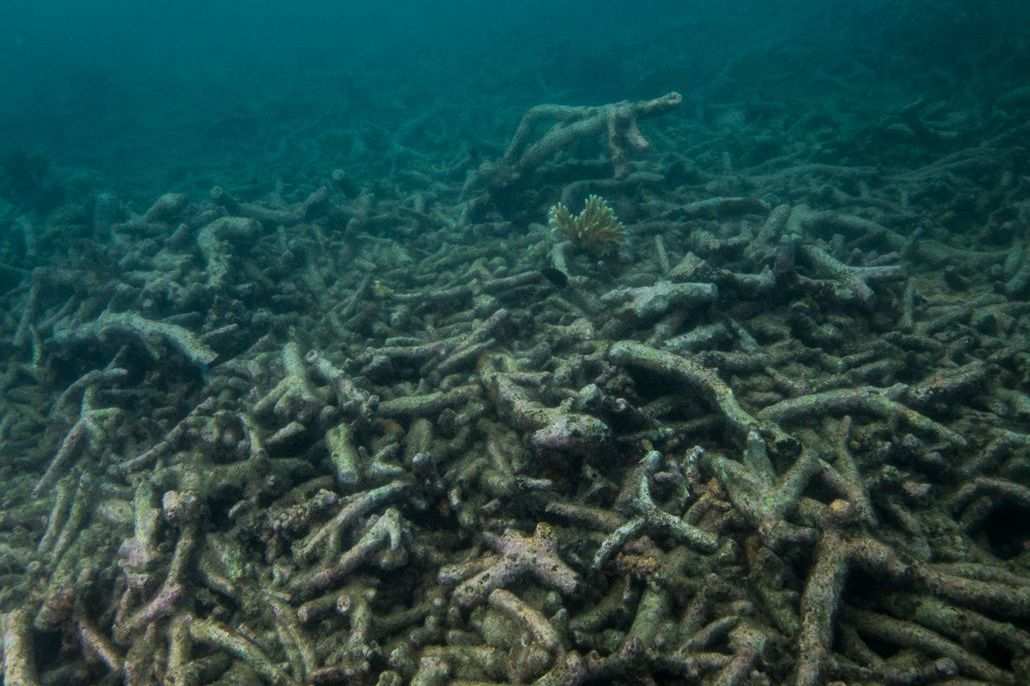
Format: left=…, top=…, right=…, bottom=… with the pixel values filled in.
left=0, top=2, right=1028, bottom=684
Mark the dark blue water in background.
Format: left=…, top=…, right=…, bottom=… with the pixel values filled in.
left=3, top=0, right=1025, bottom=203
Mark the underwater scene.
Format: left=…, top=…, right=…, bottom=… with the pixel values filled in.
left=1, top=1, right=1029, bottom=684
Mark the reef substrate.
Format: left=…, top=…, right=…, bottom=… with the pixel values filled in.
left=1, top=83, right=1029, bottom=686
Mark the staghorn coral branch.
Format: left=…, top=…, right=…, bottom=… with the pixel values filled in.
left=297, top=479, right=412, bottom=561
left=35, top=389, right=121, bottom=495
left=446, top=524, right=581, bottom=609
left=609, top=341, right=794, bottom=452
left=801, top=244, right=904, bottom=306
left=480, top=354, right=611, bottom=459
left=54, top=311, right=217, bottom=368
left=209, top=185, right=327, bottom=227
left=488, top=588, right=563, bottom=660
left=254, top=341, right=324, bottom=423
left=593, top=451, right=718, bottom=570
left=503, top=92, right=683, bottom=180
left=841, top=607, right=1012, bottom=684
left=76, top=614, right=124, bottom=677
left=186, top=615, right=298, bottom=686
left=307, top=349, right=379, bottom=422
left=2, top=608, right=40, bottom=686
left=703, top=432, right=821, bottom=543
left=600, top=280, right=718, bottom=320
left=757, top=383, right=967, bottom=447
left=292, top=507, right=409, bottom=597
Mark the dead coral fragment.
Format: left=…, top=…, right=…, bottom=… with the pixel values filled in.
left=549, top=195, right=626, bottom=256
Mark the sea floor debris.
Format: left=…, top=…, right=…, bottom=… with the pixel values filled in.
left=1, top=54, right=1030, bottom=686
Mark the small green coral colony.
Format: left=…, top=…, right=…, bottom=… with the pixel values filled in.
left=548, top=194, right=626, bottom=256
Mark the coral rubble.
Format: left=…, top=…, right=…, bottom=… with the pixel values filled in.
left=1, top=28, right=1030, bottom=686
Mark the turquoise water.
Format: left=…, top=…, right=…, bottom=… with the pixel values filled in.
left=1, top=2, right=1028, bottom=685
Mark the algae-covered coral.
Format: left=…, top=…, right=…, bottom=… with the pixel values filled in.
left=1, top=3, right=1029, bottom=686
left=549, top=194, right=627, bottom=256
